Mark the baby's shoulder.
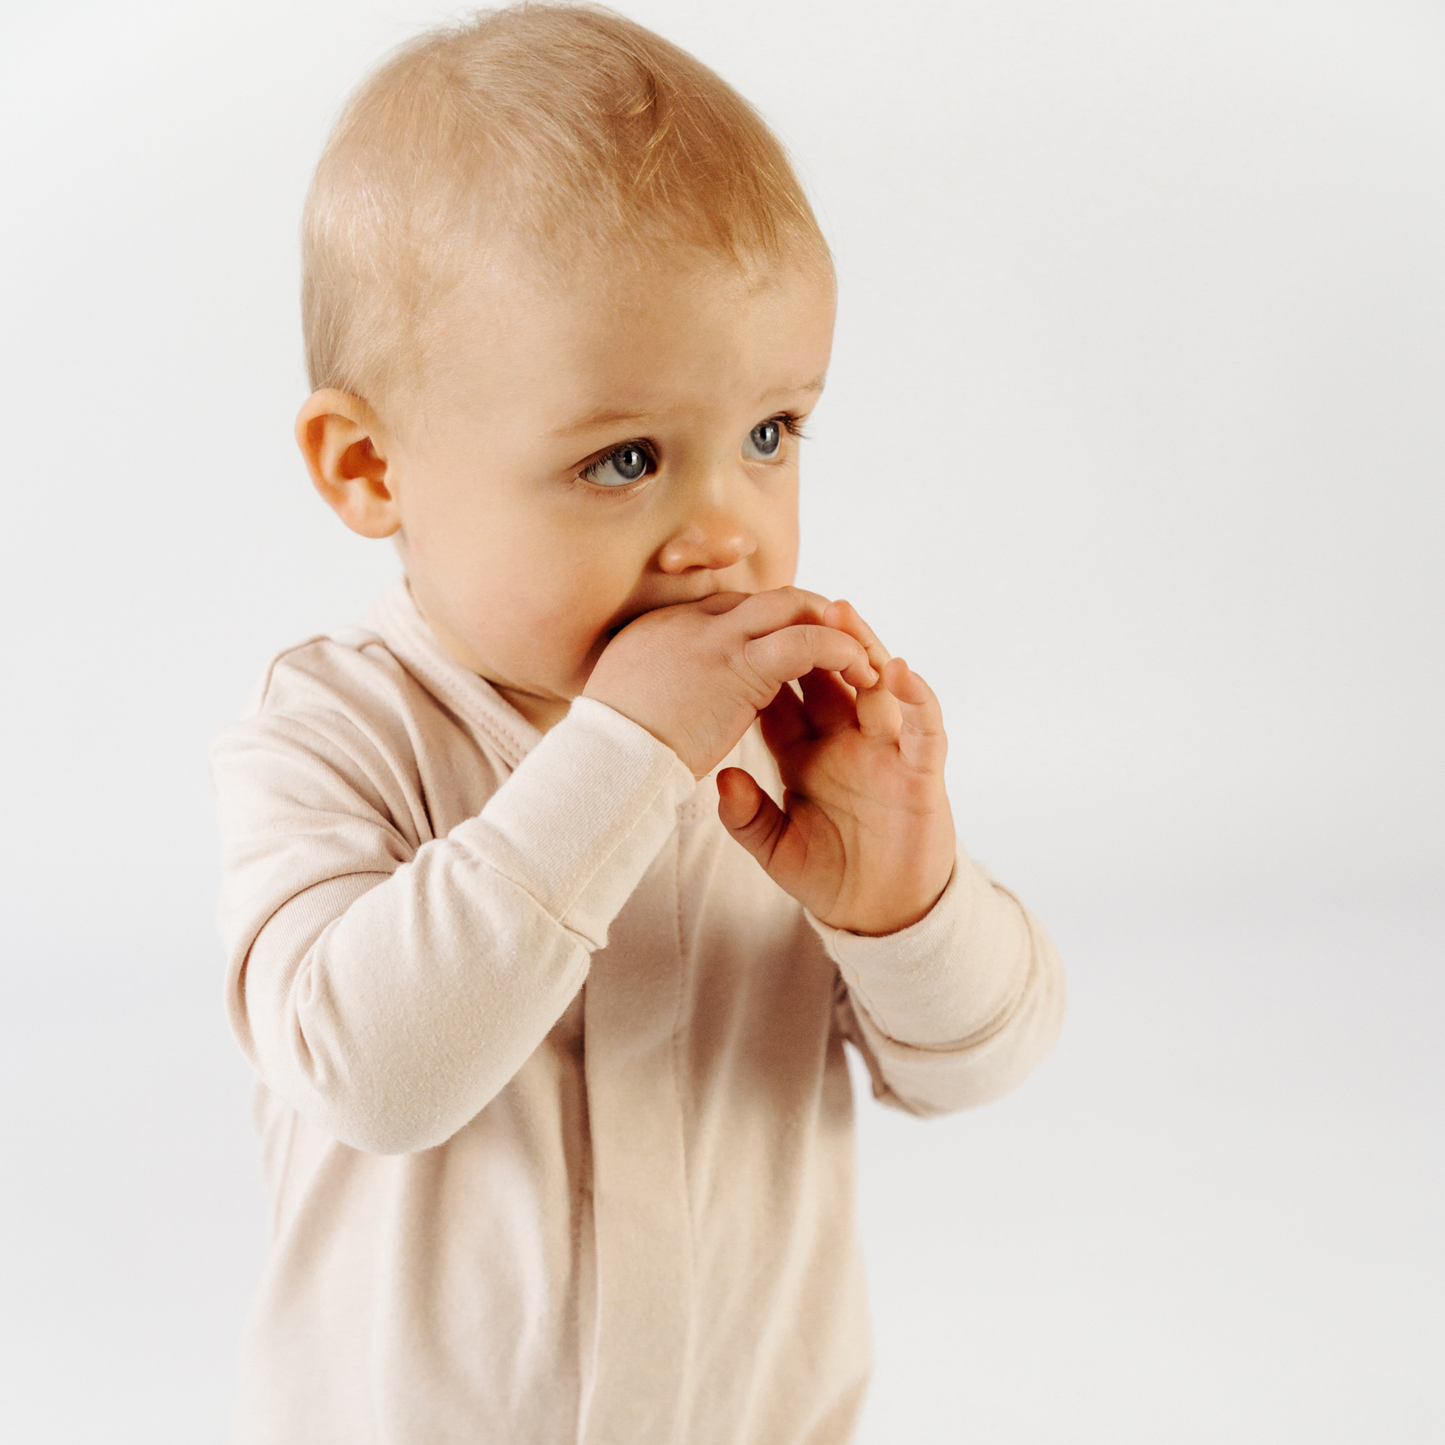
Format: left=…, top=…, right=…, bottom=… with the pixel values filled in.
left=212, top=624, right=513, bottom=836
left=242, top=627, right=411, bottom=722
left=212, top=628, right=449, bottom=791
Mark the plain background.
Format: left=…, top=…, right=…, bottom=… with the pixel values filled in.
left=1, top=1, right=1441, bottom=1440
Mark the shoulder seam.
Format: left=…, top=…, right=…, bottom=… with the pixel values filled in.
left=249, top=629, right=386, bottom=714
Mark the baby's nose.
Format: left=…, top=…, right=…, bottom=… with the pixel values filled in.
left=657, top=506, right=757, bottom=574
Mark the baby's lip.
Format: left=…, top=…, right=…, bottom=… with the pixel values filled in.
left=603, top=587, right=752, bottom=640
left=603, top=606, right=665, bottom=640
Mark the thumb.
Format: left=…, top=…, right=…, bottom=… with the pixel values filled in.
left=716, top=767, right=789, bottom=867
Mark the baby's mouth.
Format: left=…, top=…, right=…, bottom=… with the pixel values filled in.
left=602, top=608, right=652, bottom=643
left=603, top=602, right=664, bottom=640
left=603, top=586, right=739, bottom=642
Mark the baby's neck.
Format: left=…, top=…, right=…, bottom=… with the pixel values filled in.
left=494, top=685, right=571, bottom=735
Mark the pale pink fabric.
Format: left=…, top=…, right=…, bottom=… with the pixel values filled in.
left=210, top=580, right=1066, bottom=1444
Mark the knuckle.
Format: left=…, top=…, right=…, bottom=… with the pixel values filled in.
left=732, top=638, right=773, bottom=696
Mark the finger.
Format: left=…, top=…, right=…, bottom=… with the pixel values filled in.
left=716, top=766, right=790, bottom=866
left=885, top=657, right=948, bottom=774
left=729, top=586, right=833, bottom=634
left=798, top=666, right=858, bottom=736
left=757, top=678, right=812, bottom=753
left=825, top=599, right=901, bottom=740
left=856, top=681, right=903, bottom=742
left=742, top=623, right=877, bottom=692
left=823, top=598, right=891, bottom=674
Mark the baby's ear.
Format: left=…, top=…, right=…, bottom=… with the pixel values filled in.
left=296, top=389, right=400, bottom=539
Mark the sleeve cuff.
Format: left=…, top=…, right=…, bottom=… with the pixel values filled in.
left=806, top=848, right=1035, bottom=1048
left=452, top=696, right=696, bottom=949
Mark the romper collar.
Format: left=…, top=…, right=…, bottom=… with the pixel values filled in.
left=363, top=578, right=543, bottom=773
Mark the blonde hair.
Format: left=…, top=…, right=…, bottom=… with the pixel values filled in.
left=301, top=2, right=831, bottom=408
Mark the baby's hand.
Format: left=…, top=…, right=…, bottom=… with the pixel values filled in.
left=583, top=588, right=878, bottom=779
left=716, top=601, right=956, bottom=936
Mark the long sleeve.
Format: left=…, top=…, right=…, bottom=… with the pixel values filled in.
left=211, top=690, right=695, bottom=1154
left=808, top=848, right=1066, bottom=1116
left=214, top=591, right=1061, bottom=1445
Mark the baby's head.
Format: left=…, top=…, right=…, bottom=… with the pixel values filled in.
left=297, top=3, right=836, bottom=730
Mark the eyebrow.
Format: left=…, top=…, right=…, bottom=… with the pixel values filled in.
left=549, top=375, right=827, bottom=438
left=773, top=374, right=827, bottom=401
left=549, top=406, right=654, bottom=437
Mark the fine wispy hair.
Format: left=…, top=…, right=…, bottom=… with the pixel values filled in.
left=302, top=2, right=831, bottom=409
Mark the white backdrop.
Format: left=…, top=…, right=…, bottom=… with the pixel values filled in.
left=1, top=1, right=1441, bottom=1440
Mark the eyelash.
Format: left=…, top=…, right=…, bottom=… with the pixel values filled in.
left=577, top=412, right=809, bottom=494
left=775, top=412, right=810, bottom=443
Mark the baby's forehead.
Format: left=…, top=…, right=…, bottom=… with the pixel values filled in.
left=426, top=233, right=817, bottom=348
left=407, top=242, right=834, bottom=434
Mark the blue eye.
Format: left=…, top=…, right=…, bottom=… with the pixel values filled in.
left=583, top=442, right=652, bottom=488
left=743, top=419, right=782, bottom=460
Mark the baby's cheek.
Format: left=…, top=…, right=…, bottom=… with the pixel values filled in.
left=763, top=532, right=800, bottom=589
left=537, top=599, right=614, bottom=672
left=762, top=497, right=801, bottom=582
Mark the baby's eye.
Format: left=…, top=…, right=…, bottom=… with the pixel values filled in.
left=742, top=419, right=782, bottom=460
left=582, top=442, right=653, bottom=488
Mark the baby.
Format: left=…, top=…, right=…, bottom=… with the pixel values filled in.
left=211, top=5, right=1066, bottom=1442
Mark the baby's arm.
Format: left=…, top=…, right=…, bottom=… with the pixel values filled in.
left=213, top=691, right=690, bottom=1154
left=716, top=600, right=1066, bottom=1113
left=821, top=856, right=1066, bottom=1115
left=214, top=592, right=873, bottom=1154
